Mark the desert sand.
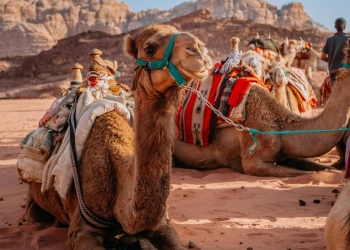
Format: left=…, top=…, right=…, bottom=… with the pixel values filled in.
left=0, top=86, right=346, bottom=250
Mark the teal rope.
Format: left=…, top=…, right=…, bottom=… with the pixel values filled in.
left=343, top=63, right=350, bottom=68
left=269, top=69, right=290, bottom=82
left=248, top=127, right=350, bottom=154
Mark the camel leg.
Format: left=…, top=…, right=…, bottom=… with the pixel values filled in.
left=278, top=158, right=336, bottom=171
left=305, top=66, right=313, bottom=86
left=324, top=181, right=350, bottom=250
left=25, top=185, right=54, bottom=223
left=141, top=217, right=186, bottom=250
left=68, top=206, right=106, bottom=250
left=332, top=140, right=346, bottom=170
left=242, top=158, right=315, bottom=177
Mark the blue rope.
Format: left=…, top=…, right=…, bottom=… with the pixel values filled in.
left=248, top=127, right=350, bottom=154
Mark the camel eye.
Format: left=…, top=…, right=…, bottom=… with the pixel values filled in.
left=145, top=46, right=156, bottom=55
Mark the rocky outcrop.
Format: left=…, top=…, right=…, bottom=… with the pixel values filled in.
left=0, top=8, right=331, bottom=99
left=0, top=0, right=329, bottom=58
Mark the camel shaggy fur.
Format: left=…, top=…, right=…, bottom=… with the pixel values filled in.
left=24, top=24, right=212, bottom=250
left=174, top=55, right=350, bottom=176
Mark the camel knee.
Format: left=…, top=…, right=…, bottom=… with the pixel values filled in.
left=25, top=188, right=54, bottom=223
left=69, top=228, right=105, bottom=250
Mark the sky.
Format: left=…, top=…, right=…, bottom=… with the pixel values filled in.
left=122, top=0, right=350, bottom=32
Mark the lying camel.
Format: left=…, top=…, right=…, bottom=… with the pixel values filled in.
left=265, top=63, right=316, bottom=116
left=24, top=24, right=212, bottom=250
left=174, top=50, right=350, bottom=177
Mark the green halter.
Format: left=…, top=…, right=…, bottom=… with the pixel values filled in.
left=343, top=63, right=350, bottom=68
left=269, top=69, right=290, bottom=82
left=135, top=33, right=187, bottom=86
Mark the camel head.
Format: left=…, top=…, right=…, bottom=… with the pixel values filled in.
left=268, top=63, right=290, bottom=87
left=124, top=24, right=212, bottom=93
left=291, top=39, right=304, bottom=53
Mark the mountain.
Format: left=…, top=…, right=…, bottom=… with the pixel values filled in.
left=0, top=0, right=329, bottom=58
left=0, top=8, right=331, bottom=99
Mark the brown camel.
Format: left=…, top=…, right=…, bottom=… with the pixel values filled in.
left=174, top=49, right=350, bottom=176
left=24, top=24, right=212, bottom=250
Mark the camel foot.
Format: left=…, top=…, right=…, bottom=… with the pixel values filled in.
left=141, top=218, right=186, bottom=250
left=243, top=159, right=316, bottom=177
left=280, top=158, right=336, bottom=172
left=103, top=238, right=123, bottom=250
left=25, top=189, right=54, bottom=223
left=331, top=159, right=345, bottom=170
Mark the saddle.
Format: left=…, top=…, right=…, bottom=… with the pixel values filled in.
left=176, top=62, right=268, bottom=146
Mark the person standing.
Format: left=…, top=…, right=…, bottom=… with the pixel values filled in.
left=321, top=17, right=349, bottom=83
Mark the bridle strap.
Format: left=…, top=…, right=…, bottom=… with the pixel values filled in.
left=135, top=33, right=186, bottom=86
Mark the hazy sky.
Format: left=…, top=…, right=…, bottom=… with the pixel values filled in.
left=122, top=0, right=349, bottom=32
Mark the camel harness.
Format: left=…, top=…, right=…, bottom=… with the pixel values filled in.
left=135, top=33, right=187, bottom=86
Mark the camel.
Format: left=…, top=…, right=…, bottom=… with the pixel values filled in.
left=264, top=63, right=317, bottom=116
left=291, top=42, right=329, bottom=84
left=173, top=45, right=350, bottom=177
left=324, top=41, right=350, bottom=249
left=276, top=38, right=304, bottom=68
left=24, top=24, right=212, bottom=250
left=246, top=33, right=280, bottom=68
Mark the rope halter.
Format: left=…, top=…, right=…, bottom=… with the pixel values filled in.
left=269, top=68, right=290, bottom=83
left=135, top=33, right=187, bottom=86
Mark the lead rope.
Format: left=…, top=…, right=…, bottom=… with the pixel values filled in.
left=69, top=102, right=122, bottom=229
left=180, top=83, right=350, bottom=154
left=181, top=84, right=249, bottom=133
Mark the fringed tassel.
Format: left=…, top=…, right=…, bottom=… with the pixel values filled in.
left=220, top=51, right=242, bottom=74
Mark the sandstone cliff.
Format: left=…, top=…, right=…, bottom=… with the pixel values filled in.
left=0, top=9, right=331, bottom=99
left=0, top=0, right=329, bottom=58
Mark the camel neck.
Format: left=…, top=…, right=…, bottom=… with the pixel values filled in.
left=125, top=80, right=180, bottom=231
left=283, top=74, right=350, bottom=157
left=274, top=86, right=290, bottom=110
left=284, top=51, right=296, bottom=67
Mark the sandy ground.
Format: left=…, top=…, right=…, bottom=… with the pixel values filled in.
left=0, top=96, right=345, bottom=250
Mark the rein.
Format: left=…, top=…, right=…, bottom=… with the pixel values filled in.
left=69, top=102, right=122, bottom=229
left=135, top=33, right=186, bottom=86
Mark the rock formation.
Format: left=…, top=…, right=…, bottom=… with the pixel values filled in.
left=0, top=0, right=329, bottom=58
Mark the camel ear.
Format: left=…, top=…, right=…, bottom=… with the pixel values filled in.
left=113, top=60, right=118, bottom=70
left=124, top=35, right=137, bottom=59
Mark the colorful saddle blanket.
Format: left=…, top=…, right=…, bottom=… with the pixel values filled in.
left=176, top=62, right=268, bottom=146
